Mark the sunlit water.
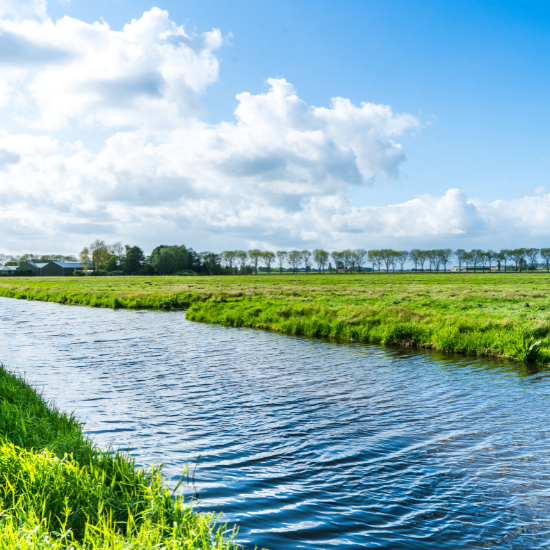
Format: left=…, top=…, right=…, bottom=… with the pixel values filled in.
left=2, top=297, right=550, bottom=549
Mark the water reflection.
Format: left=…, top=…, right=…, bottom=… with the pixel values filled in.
left=1, top=297, right=550, bottom=549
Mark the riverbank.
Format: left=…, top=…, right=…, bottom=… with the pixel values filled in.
left=0, top=364, right=236, bottom=549
left=1, top=273, right=550, bottom=363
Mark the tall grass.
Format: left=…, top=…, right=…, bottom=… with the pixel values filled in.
left=0, top=365, right=238, bottom=549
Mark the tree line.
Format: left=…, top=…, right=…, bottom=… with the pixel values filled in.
left=3, top=243, right=550, bottom=275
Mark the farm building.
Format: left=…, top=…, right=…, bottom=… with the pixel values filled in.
left=16, top=262, right=49, bottom=276
left=41, top=261, right=83, bottom=276
left=0, top=266, right=17, bottom=275
left=13, top=261, right=83, bottom=276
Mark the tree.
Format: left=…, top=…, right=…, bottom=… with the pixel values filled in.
left=508, top=248, right=526, bottom=272
left=409, top=249, right=420, bottom=271
left=469, top=249, right=484, bottom=271
left=248, top=249, right=262, bottom=275
left=105, top=256, right=118, bottom=272
left=525, top=248, right=540, bottom=271
left=261, top=251, right=275, bottom=273
left=301, top=250, right=312, bottom=273
left=397, top=251, right=408, bottom=272
left=331, top=251, right=343, bottom=272
left=122, top=246, right=144, bottom=274
left=454, top=249, right=466, bottom=272
left=313, top=249, right=329, bottom=273
left=288, top=250, right=302, bottom=273
left=353, top=249, right=368, bottom=272
left=276, top=251, right=288, bottom=274
left=438, top=249, right=453, bottom=272
left=341, top=249, right=354, bottom=272
left=235, top=250, right=248, bottom=273
left=540, top=248, right=550, bottom=272
left=417, top=250, right=427, bottom=272
left=79, top=247, right=91, bottom=269
left=88, top=239, right=110, bottom=271
left=150, top=245, right=196, bottom=274
left=368, top=250, right=381, bottom=272
left=484, top=250, right=496, bottom=272
left=221, top=251, right=237, bottom=273
left=200, top=252, right=223, bottom=274
left=111, top=242, right=124, bottom=260
left=377, top=249, right=394, bottom=272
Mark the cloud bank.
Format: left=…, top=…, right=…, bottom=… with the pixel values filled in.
left=0, top=4, right=547, bottom=254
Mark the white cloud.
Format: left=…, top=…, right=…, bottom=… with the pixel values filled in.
left=0, top=8, right=222, bottom=129
left=1, top=5, right=545, bottom=255
left=0, top=0, right=47, bottom=20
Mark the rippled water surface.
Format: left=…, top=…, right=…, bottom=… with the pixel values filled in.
left=2, top=297, right=550, bottom=548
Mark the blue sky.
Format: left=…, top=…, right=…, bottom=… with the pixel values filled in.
left=1, top=0, right=550, bottom=254
left=46, top=0, right=550, bottom=205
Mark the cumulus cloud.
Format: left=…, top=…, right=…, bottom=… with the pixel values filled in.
left=0, top=8, right=222, bottom=129
left=0, top=5, right=544, bottom=255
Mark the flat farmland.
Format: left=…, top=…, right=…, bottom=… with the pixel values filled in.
left=2, top=272, right=550, bottom=363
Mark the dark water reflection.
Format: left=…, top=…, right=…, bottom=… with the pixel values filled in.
left=2, top=297, right=550, bottom=549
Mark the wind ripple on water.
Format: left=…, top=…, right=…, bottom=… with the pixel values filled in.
left=1, top=297, right=550, bottom=549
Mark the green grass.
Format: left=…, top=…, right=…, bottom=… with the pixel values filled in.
left=2, top=272, right=550, bottom=363
left=0, top=365, right=238, bottom=549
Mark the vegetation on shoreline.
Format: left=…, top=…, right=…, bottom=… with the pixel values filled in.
left=0, top=365, right=237, bottom=549
left=2, top=272, right=550, bottom=363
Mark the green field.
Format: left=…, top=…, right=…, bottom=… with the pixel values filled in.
left=0, top=365, right=237, bottom=549
left=2, top=272, right=550, bottom=363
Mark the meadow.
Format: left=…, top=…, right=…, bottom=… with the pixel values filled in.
left=2, top=272, right=550, bottom=363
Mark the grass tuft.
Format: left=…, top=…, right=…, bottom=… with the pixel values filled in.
left=0, top=365, right=239, bottom=549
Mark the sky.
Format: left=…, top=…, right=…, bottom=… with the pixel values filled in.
left=1, top=0, right=550, bottom=255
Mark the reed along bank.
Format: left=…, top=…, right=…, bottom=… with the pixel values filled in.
left=2, top=272, right=550, bottom=363
left=0, top=365, right=237, bottom=549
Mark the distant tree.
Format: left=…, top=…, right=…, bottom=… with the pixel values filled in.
left=377, top=249, right=394, bottom=273
left=409, top=249, right=420, bottom=271
left=438, top=249, right=452, bottom=272
left=150, top=245, right=194, bottom=274
left=484, top=250, right=496, bottom=272
left=340, top=249, right=353, bottom=272
left=111, top=242, right=125, bottom=260
left=417, top=250, right=428, bottom=273
left=397, top=251, right=408, bottom=272
left=276, top=251, right=288, bottom=274
left=105, top=256, right=118, bottom=272
left=248, top=249, right=262, bottom=275
left=540, top=248, right=550, bottom=272
left=368, top=250, right=382, bottom=272
left=201, top=252, right=223, bottom=274
left=353, top=249, right=368, bottom=271
left=79, top=247, right=91, bottom=269
left=221, top=251, right=237, bottom=273
left=502, top=249, right=514, bottom=271
left=234, top=250, right=248, bottom=273
left=88, top=239, right=111, bottom=271
left=123, top=245, right=144, bottom=274
left=261, top=251, right=275, bottom=274
left=313, top=249, right=329, bottom=273
left=525, top=248, right=540, bottom=271
left=508, top=248, right=526, bottom=272
left=331, top=251, right=343, bottom=272
left=454, top=249, right=466, bottom=272
left=469, top=249, right=484, bottom=272
left=0, top=254, right=5, bottom=266
left=301, top=250, right=312, bottom=272
left=288, top=250, right=302, bottom=273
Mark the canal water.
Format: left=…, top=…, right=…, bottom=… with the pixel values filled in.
left=2, top=297, right=550, bottom=549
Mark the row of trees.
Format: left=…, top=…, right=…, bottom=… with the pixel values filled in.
left=5, top=243, right=550, bottom=275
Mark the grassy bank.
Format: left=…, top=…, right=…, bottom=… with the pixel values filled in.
left=0, top=365, right=237, bottom=549
left=2, top=273, right=550, bottom=363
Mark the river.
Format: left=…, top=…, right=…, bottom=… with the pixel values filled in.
left=1, top=296, right=550, bottom=549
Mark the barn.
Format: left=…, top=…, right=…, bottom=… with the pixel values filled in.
left=41, top=261, right=84, bottom=276
left=16, top=262, right=49, bottom=276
